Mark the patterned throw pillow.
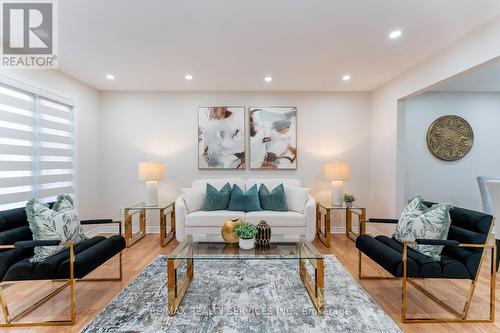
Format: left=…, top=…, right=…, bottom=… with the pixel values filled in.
left=26, top=195, right=87, bottom=262
left=259, top=184, right=287, bottom=212
left=394, top=196, right=452, bottom=260
left=52, top=194, right=86, bottom=243
left=204, top=183, right=231, bottom=211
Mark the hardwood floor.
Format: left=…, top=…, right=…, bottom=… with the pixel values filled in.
left=0, top=233, right=498, bottom=332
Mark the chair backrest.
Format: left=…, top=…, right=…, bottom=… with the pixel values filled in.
left=486, top=180, right=500, bottom=238
left=0, top=203, right=54, bottom=280
left=477, top=176, right=500, bottom=215
left=423, top=201, right=494, bottom=278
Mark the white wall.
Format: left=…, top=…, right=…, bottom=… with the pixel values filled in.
left=99, top=91, right=371, bottom=229
left=404, top=92, right=500, bottom=210
left=370, top=17, right=500, bottom=217
left=0, top=69, right=103, bottom=219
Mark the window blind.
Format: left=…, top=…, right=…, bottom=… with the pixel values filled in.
left=0, top=83, right=75, bottom=210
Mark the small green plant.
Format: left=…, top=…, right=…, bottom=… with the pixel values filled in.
left=234, top=223, right=258, bottom=239
left=343, top=193, right=356, bottom=203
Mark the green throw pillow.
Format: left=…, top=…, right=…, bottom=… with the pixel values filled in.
left=228, top=184, right=262, bottom=212
left=394, top=196, right=452, bottom=260
left=26, top=195, right=87, bottom=262
left=204, top=183, right=231, bottom=211
left=259, top=183, right=287, bottom=211
left=53, top=194, right=86, bottom=243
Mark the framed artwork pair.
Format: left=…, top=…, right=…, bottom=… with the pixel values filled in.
left=198, top=106, right=297, bottom=170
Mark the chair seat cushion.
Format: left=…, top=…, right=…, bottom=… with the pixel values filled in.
left=57, top=235, right=125, bottom=278
left=356, top=235, right=472, bottom=279
left=245, top=211, right=305, bottom=227
left=3, top=236, right=125, bottom=281
left=185, top=210, right=246, bottom=227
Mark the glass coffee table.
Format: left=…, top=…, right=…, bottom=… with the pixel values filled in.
left=167, top=236, right=325, bottom=316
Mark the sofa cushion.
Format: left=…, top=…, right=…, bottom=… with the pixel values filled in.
left=185, top=210, right=246, bottom=227
left=245, top=211, right=306, bottom=227
left=181, top=187, right=205, bottom=212
left=228, top=184, right=261, bottom=212
left=192, top=178, right=246, bottom=191
left=57, top=235, right=125, bottom=279
left=204, top=183, right=231, bottom=211
left=3, top=236, right=125, bottom=281
left=284, top=186, right=309, bottom=213
left=259, top=184, right=287, bottom=212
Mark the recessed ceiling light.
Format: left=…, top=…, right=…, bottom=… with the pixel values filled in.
left=389, top=30, right=402, bottom=39
left=105, top=74, right=115, bottom=80
left=264, top=76, right=272, bottom=82
left=185, top=74, right=193, bottom=80
left=342, top=74, right=351, bottom=81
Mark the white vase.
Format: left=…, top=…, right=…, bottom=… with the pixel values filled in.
left=239, top=237, right=255, bottom=250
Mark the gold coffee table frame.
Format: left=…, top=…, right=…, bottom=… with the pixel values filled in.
left=167, top=236, right=324, bottom=316
left=123, top=202, right=175, bottom=247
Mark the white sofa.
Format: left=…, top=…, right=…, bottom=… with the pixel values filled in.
left=175, top=178, right=316, bottom=242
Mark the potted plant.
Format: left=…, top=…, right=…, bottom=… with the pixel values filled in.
left=234, top=223, right=258, bottom=250
left=343, top=193, right=356, bottom=208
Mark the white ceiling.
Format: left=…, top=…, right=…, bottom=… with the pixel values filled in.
left=431, top=60, right=500, bottom=92
left=57, top=0, right=500, bottom=91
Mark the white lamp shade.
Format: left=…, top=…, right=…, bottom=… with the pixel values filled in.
left=324, top=161, right=350, bottom=181
left=138, top=161, right=165, bottom=181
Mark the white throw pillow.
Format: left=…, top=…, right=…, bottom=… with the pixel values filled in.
left=284, top=186, right=310, bottom=213
left=181, top=188, right=205, bottom=212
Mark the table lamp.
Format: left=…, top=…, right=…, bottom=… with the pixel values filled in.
left=138, top=161, right=164, bottom=206
left=324, top=161, right=350, bottom=206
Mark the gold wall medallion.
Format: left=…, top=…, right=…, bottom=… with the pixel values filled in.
left=221, top=218, right=244, bottom=243
left=426, top=115, right=474, bottom=161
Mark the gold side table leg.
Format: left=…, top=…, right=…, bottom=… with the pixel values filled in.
left=346, top=208, right=352, bottom=238
left=316, top=205, right=331, bottom=247
left=160, top=208, right=166, bottom=247
left=346, top=208, right=366, bottom=242
left=160, top=204, right=176, bottom=247
left=124, top=209, right=132, bottom=247
left=125, top=208, right=147, bottom=248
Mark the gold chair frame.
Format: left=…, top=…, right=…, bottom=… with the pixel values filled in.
left=358, top=219, right=496, bottom=323
left=0, top=221, right=123, bottom=327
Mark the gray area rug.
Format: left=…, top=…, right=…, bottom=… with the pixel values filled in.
left=81, top=255, right=401, bottom=333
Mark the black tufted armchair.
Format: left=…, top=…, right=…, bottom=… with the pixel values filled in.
left=0, top=204, right=125, bottom=327
left=356, top=202, right=496, bottom=323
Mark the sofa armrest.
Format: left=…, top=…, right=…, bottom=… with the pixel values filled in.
left=303, top=194, right=316, bottom=241
left=367, top=218, right=399, bottom=224
left=81, top=219, right=122, bottom=235
left=175, top=195, right=188, bottom=242
left=14, top=240, right=62, bottom=248
left=359, top=218, right=399, bottom=235
left=415, top=239, right=459, bottom=246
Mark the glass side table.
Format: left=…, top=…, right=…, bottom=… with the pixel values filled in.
left=316, top=202, right=366, bottom=247
left=121, top=201, right=175, bottom=248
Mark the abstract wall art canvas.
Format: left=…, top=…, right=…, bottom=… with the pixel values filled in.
left=249, top=106, right=297, bottom=169
left=198, top=107, right=245, bottom=169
